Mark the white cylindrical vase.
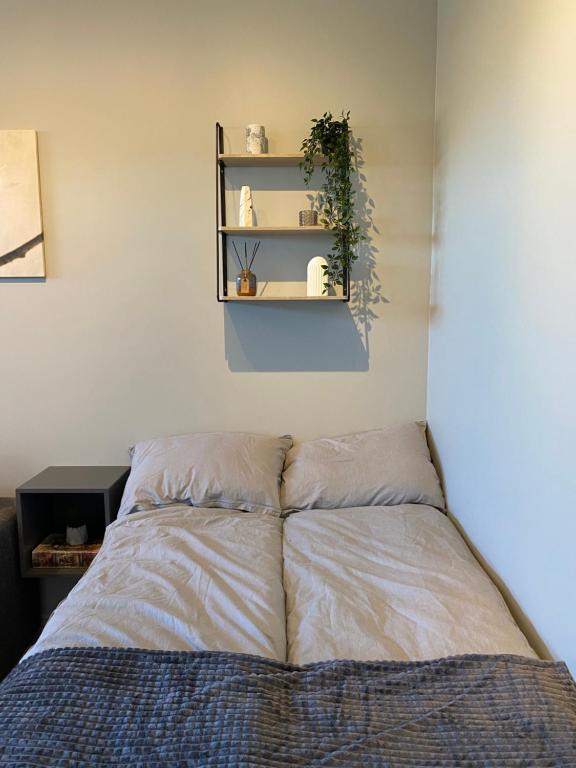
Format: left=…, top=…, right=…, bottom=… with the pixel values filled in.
left=307, top=256, right=328, bottom=296
left=246, top=124, right=266, bottom=154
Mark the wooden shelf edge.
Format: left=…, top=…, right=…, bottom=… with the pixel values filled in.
left=218, top=153, right=326, bottom=167
left=219, top=295, right=348, bottom=302
left=219, top=226, right=330, bottom=235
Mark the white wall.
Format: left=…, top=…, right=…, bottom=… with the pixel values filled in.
left=429, top=0, right=576, bottom=672
left=0, top=0, right=438, bottom=494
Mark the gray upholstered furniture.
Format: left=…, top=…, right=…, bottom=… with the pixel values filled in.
left=0, top=498, right=40, bottom=679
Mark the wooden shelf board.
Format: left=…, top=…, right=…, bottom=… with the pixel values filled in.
left=218, top=153, right=325, bottom=167
left=219, top=226, right=329, bottom=235
left=219, top=295, right=347, bottom=302
left=25, top=567, right=88, bottom=578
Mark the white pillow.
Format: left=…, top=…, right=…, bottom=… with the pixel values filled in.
left=119, top=431, right=293, bottom=517
left=281, top=423, right=444, bottom=512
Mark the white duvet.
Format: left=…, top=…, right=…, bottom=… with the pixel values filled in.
left=27, top=503, right=536, bottom=667
left=283, top=505, right=537, bottom=664
left=27, top=506, right=286, bottom=661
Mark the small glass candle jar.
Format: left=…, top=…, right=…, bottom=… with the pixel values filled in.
left=299, top=210, right=318, bottom=226
left=236, top=269, right=257, bottom=296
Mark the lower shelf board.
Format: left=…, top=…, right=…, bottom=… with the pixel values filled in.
left=220, top=295, right=348, bottom=302
left=219, top=226, right=329, bottom=235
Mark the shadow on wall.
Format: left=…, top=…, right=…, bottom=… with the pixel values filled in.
left=223, top=133, right=385, bottom=372
left=224, top=303, right=368, bottom=372
left=348, top=135, right=386, bottom=357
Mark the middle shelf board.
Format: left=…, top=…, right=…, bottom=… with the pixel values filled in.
left=218, top=153, right=326, bottom=167
left=219, top=226, right=330, bottom=235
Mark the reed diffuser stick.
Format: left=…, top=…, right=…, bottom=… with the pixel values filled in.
left=248, top=241, right=260, bottom=271
left=232, top=241, right=243, bottom=271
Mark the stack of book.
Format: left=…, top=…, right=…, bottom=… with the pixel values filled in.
left=32, top=534, right=101, bottom=569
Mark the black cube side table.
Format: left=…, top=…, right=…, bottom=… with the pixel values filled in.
left=16, top=466, right=130, bottom=579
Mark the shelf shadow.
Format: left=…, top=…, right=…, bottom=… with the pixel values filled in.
left=224, top=302, right=368, bottom=372
left=225, top=166, right=316, bottom=192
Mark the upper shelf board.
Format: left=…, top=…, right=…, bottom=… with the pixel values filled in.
left=218, top=153, right=326, bottom=167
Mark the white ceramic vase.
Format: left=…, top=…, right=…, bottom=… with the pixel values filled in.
left=246, top=124, right=266, bottom=154
left=307, top=256, right=328, bottom=296
left=239, top=185, right=254, bottom=227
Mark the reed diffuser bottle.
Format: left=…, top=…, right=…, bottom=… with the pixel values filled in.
left=236, top=269, right=257, bottom=296
left=233, top=241, right=259, bottom=297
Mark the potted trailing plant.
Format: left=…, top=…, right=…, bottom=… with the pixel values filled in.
left=300, top=111, right=362, bottom=291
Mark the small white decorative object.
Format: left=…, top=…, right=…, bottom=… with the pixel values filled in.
left=239, top=185, right=254, bottom=227
left=66, top=524, right=88, bottom=546
left=307, top=256, right=328, bottom=296
left=246, top=124, right=266, bottom=154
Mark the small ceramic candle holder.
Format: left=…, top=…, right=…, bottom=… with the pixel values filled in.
left=66, top=524, right=88, bottom=546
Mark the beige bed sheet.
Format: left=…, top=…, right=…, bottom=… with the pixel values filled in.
left=284, top=505, right=536, bottom=664
left=27, top=506, right=286, bottom=661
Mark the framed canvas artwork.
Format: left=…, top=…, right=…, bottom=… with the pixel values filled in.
left=0, top=130, right=45, bottom=278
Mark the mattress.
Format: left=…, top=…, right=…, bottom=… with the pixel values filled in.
left=283, top=504, right=537, bottom=665
left=27, top=505, right=286, bottom=661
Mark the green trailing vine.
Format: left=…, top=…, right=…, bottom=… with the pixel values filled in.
left=300, top=111, right=363, bottom=291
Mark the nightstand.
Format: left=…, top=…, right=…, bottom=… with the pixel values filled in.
left=16, top=466, right=130, bottom=579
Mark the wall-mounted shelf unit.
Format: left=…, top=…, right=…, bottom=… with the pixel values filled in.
left=216, top=123, right=350, bottom=303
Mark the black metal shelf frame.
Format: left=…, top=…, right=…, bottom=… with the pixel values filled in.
left=216, top=122, right=350, bottom=302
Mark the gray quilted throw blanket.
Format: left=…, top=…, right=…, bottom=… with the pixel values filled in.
left=0, top=649, right=575, bottom=767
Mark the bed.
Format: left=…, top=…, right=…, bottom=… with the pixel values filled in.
left=0, top=426, right=574, bottom=766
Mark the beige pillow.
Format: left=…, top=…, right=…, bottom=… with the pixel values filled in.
left=281, top=423, right=444, bottom=512
left=119, top=431, right=293, bottom=517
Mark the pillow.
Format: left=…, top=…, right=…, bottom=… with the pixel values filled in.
left=118, top=431, right=293, bottom=517
left=281, top=423, right=444, bottom=512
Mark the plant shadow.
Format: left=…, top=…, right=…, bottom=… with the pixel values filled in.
left=304, top=134, right=386, bottom=357
left=348, top=135, right=387, bottom=357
